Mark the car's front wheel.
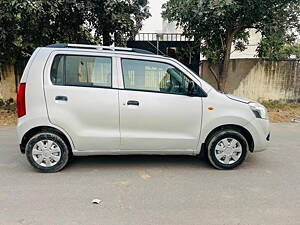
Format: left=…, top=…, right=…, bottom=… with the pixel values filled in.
left=25, top=132, right=70, bottom=172
left=207, top=129, right=249, bottom=169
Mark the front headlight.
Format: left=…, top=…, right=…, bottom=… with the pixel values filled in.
left=249, top=102, right=268, bottom=119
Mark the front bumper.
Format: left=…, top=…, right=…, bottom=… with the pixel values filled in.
left=244, top=118, right=270, bottom=152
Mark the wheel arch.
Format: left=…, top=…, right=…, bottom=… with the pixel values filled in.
left=20, top=126, right=74, bottom=155
left=199, top=124, right=254, bottom=157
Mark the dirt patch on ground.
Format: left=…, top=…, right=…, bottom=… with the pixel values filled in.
left=261, top=102, right=300, bottom=123
left=0, top=99, right=17, bottom=126
left=0, top=108, right=17, bottom=126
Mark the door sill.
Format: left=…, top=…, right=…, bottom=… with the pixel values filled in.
left=72, top=149, right=195, bottom=156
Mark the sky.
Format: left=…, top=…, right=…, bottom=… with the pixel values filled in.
left=141, top=0, right=167, bottom=33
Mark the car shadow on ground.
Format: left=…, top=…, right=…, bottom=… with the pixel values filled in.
left=66, top=155, right=212, bottom=171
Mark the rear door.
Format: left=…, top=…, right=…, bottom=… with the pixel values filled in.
left=44, top=51, right=120, bottom=152
left=118, top=57, right=203, bottom=154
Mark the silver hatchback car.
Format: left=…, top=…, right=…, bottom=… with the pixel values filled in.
left=17, top=44, right=270, bottom=172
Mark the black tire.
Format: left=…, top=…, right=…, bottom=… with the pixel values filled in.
left=207, top=129, right=249, bottom=170
left=25, top=132, right=70, bottom=173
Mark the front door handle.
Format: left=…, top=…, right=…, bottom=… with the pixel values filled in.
left=127, top=100, right=139, bottom=106
left=55, top=96, right=68, bottom=101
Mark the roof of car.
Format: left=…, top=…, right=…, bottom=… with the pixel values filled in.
left=46, top=43, right=166, bottom=58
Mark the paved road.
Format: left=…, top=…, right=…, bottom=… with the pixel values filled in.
left=0, top=123, right=300, bottom=225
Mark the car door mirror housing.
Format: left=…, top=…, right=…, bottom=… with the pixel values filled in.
left=188, top=81, right=207, bottom=97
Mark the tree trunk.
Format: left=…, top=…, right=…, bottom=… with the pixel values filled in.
left=102, top=24, right=111, bottom=46
left=208, top=64, right=221, bottom=90
left=114, top=32, right=123, bottom=46
left=103, top=32, right=111, bottom=46
left=218, top=31, right=234, bottom=92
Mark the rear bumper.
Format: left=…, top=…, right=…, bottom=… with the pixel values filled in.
left=244, top=118, right=270, bottom=152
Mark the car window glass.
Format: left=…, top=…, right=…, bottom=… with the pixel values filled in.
left=51, top=55, right=112, bottom=87
left=122, top=59, right=191, bottom=95
left=50, top=55, right=64, bottom=85
left=65, top=56, right=111, bottom=87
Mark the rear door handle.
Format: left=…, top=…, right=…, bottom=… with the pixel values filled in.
left=127, top=100, right=139, bottom=106
left=55, top=96, right=68, bottom=101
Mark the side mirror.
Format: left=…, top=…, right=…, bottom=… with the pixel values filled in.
left=188, top=81, right=207, bottom=97
left=188, top=81, right=195, bottom=96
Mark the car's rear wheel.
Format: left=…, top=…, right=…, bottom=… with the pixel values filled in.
left=25, top=132, right=70, bottom=172
left=207, top=129, right=249, bottom=169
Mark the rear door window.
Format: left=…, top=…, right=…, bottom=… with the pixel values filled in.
left=51, top=55, right=112, bottom=88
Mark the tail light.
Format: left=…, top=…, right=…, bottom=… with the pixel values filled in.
left=17, top=83, right=26, bottom=118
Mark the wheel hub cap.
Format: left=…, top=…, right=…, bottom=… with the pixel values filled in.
left=43, top=150, right=50, bottom=157
left=214, top=138, right=242, bottom=165
left=32, top=140, right=62, bottom=167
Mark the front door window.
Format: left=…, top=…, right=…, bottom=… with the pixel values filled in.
left=122, top=59, right=191, bottom=95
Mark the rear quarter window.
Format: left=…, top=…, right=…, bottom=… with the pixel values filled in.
left=50, top=55, right=64, bottom=85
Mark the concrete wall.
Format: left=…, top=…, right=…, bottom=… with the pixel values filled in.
left=0, top=64, right=17, bottom=100
left=201, top=59, right=300, bottom=102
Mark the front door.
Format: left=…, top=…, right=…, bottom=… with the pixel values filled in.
left=119, top=58, right=202, bottom=153
left=44, top=53, right=120, bottom=151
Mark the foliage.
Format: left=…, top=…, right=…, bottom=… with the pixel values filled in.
left=162, top=0, right=300, bottom=90
left=280, top=44, right=300, bottom=59
left=0, top=0, right=150, bottom=64
left=87, top=0, right=150, bottom=45
left=257, top=2, right=300, bottom=59
left=0, top=0, right=21, bottom=64
left=258, top=41, right=300, bottom=60
left=17, top=0, right=94, bottom=61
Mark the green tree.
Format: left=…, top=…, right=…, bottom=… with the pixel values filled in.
left=162, top=0, right=300, bottom=91
left=257, top=1, right=300, bottom=60
left=17, top=0, right=94, bottom=61
left=87, top=0, right=150, bottom=46
left=0, top=0, right=21, bottom=64
left=0, top=0, right=150, bottom=64
left=281, top=44, right=300, bottom=59
left=0, top=0, right=94, bottom=64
